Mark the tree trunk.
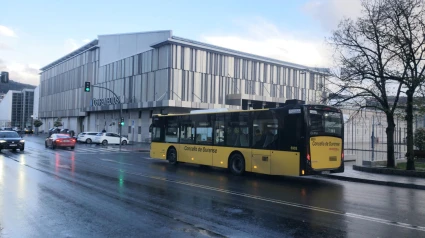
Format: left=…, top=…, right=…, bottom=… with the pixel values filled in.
left=386, top=114, right=396, bottom=168
left=406, top=91, right=416, bottom=170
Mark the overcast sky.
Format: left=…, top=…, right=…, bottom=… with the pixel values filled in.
left=0, top=0, right=362, bottom=86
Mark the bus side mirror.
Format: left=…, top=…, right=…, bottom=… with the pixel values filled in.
left=149, top=125, right=153, bottom=133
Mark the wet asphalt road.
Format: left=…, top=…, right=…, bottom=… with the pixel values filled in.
left=0, top=135, right=424, bottom=238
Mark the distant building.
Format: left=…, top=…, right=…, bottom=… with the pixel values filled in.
left=0, top=89, right=35, bottom=128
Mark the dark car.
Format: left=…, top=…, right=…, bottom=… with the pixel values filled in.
left=49, top=128, right=61, bottom=136
left=24, top=127, right=34, bottom=134
left=45, top=133, right=76, bottom=150
left=0, top=131, right=25, bottom=152
left=60, top=128, right=69, bottom=133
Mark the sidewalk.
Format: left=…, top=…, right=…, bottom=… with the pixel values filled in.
left=322, top=162, right=425, bottom=190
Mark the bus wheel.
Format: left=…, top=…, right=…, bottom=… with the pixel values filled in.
left=167, top=147, right=178, bottom=165
left=229, top=153, right=245, bottom=175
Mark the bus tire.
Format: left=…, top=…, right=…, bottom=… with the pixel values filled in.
left=229, top=153, right=245, bottom=175
left=167, top=147, right=178, bottom=165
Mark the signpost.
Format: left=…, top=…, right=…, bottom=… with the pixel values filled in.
left=84, top=82, right=123, bottom=151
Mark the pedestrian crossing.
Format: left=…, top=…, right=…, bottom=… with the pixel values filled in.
left=72, top=145, right=134, bottom=154
left=22, top=144, right=138, bottom=155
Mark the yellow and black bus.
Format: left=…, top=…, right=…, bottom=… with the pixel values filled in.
left=150, top=100, right=344, bottom=176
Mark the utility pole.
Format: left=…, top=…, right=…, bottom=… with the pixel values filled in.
left=84, top=82, right=123, bottom=151
left=371, top=115, right=375, bottom=161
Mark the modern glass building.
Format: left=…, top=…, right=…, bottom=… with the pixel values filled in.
left=38, top=30, right=328, bottom=142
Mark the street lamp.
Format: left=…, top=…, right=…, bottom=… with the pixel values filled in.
left=371, top=112, right=382, bottom=161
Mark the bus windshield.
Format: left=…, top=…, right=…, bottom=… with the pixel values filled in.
left=309, top=110, right=342, bottom=136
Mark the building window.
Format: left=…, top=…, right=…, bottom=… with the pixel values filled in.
left=138, top=126, right=142, bottom=134
left=139, top=111, right=142, bottom=119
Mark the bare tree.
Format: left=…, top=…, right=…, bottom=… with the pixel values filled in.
left=385, top=0, right=425, bottom=170
left=328, top=0, right=404, bottom=168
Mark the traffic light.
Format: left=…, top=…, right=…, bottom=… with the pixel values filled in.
left=120, top=117, right=125, bottom=126
left=84, top=82, right=91, bottom=92
left=1, top=72, right=9, bottom=83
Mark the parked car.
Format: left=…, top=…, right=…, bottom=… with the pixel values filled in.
left=45, top=134, right=76, bottom=150
left=77, top=132, right=101, bottom=144
left=0, top=131, right=25, bottom=152
left=60, top=128, right=69, bottom=133
left=93, top=132, right=128, bottom=145
left=49, top=128, right=61, bottom=136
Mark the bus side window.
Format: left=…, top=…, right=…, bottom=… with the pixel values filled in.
left=214, top=114, right=225, bottom=146
left=226, top=112, right=249, bottom=147
left=164, top=117, right=179, bottom=143
left=252, top=110, right=278, bottom=149
left=151, top=117, right=165, bottom=142
left=180, top=116, right=195, bottom=144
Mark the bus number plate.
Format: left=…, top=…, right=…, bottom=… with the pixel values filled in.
left=329, top=156, right=337, bottom=161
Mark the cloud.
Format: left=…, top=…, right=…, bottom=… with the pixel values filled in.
left=0, top=25, right=17, bottom=37
left=201, top=19, right=332, bottom=67
left=64, top=38, right=80, bottom=53
left=303, top=0, right=362, bottom=31
left=64, top=38, right=93, bottom=54
left=0, top=42, right=13, bottom=50
left=0, top=59, right=40, bottom=86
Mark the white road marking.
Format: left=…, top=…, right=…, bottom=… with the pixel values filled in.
left=100, top=159, right=133, bottom=165
left=123, top=170, right=425, bottom=232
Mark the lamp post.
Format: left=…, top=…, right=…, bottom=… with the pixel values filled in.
left=371, top=115, right=375, bottom=161
left=90, top=85, right=123, bottom=151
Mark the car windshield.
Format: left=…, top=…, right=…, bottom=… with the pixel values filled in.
left=0, top=132, right=20, bottom=138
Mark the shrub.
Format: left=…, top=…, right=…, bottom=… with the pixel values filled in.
left=54, top=118, right=63, bottom=127
left=414, top=127, right=425, bottom=150
left=33, top=119, right=43, bottom=128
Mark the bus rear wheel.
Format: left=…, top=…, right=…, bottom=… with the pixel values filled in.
left=229, top=153, right=245, bottom=175
left=167, top=147, right=178, bottom=165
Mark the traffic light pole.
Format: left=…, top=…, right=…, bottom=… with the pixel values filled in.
left=90, top=85, right=123, bottom=151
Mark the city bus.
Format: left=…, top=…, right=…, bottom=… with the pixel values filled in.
left=149, top=100, right=344, bottom=176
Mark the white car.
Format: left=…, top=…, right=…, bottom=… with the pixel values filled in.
left=77, top=132, right=101, bottom=144
left=93, top=132, right=128, bottom=145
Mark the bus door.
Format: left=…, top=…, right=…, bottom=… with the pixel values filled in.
left=251, top=111, right=278, bottom=174
left=270, top=108, right=303, bottom=176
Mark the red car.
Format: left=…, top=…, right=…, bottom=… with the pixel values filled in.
left=45, top=134, right=76, bottom=150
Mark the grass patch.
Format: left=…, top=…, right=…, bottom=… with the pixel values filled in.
left=396, top=162, right=425, bottom=171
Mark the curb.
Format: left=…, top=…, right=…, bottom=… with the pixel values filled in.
left=321, top=174, right=425, bottom=190
left=353, top=165, right=425, bottom=178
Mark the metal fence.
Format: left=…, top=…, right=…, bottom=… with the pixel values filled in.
left=342, top=109, right=410, bottom=164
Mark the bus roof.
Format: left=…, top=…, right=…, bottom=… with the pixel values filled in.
left=152, top=104, right=340, bottom=117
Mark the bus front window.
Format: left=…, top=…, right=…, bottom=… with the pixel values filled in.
left=309, top=110, right=342, bottom=136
